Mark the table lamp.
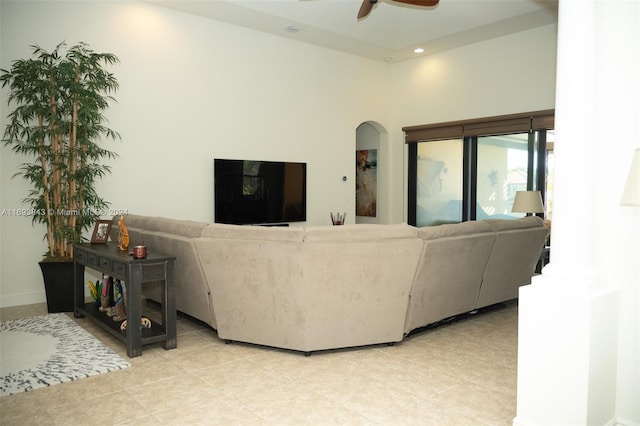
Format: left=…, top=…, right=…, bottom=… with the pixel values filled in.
left=512, top=191, right=544, bottom=215
left=621, top=148, right=640, bottom=206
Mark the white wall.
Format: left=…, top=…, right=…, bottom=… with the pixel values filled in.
left=390, top=24, right=558, bottom=125
left=387, top=24, right=558, bottom=223
left=1, top=2, right=558, bottom=307
left=0, top=0, right=391, bottom=306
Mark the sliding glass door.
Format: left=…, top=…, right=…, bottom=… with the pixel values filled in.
left=407, top=131, right=549, bottom=226
left=415, top=139, right=464, bottom=226
left=476, top=133, right=530, bottom=220
left=404, top=110, right=553, bottom=227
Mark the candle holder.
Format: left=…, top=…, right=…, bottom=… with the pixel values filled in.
left=132, top=245, right=147, bottom=259
left=330, top=212, right=346, bottom=226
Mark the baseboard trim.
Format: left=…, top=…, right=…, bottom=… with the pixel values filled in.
left=0, top=291, right=46, bottom=308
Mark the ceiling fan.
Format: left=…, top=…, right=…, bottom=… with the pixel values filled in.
left=357, top=0, right=439, bottom=19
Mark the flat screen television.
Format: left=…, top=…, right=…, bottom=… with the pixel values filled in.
left=214, top=158, right=307, bottom=225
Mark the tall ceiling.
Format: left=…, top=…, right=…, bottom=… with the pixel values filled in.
left=145, top=0, right=558, bottom=63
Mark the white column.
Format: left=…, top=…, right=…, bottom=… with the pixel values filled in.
left=514, top=0, right=640, bottom=425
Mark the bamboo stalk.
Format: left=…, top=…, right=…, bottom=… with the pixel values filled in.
left=37, top=113, right=54, bottom=254
left=67, top=67, right=80, bottom=258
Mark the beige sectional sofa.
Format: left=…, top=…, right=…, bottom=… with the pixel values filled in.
left=110, top=214, right=547, bottom=353
left=109, top=215, right=216, bottom=329
left=404, top=220, right=496, bottom=333
left=194, top=223, right=423, bottom=352
left=404, top=217, right=547, bottom=334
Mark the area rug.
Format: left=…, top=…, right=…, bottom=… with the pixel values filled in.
left=0, top=313, right=130, bottom=396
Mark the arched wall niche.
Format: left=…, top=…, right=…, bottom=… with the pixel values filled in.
left=355, top=121, right=389, bottom=224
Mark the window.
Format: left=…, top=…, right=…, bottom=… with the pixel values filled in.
left=477, top=133, right=530, bottom=219
left=404, top=110, right=553, bottom=226
left=415, top=139, right=463, bottom=226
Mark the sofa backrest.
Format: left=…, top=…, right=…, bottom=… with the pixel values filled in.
left=300, top=224, right=422, bottom=351
left=195, top=223, right=423, bottom=352
left=195, top=224, right=307, bottom=349
left=475, top=216, right=547, bottom=309
left=109, top=214, right=147, bottom=246
left=405, top=220, right=496, bottom=334
left=200, top=223, right=305, bottom=242
left=139, top=216, right=209, bottom=238
left=303, top=223, right=418, bottom=241
left=110, top=215, right=215, bottom=329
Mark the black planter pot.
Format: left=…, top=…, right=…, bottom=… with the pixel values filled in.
left=38, top=261, right=75, bottom=313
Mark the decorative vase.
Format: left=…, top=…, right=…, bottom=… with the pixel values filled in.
left=39, top=261, right=75, bottom=313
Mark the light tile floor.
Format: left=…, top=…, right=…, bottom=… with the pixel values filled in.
left=0, top=301, right=519, bottom=425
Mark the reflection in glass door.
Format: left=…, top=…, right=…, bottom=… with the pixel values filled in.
left=408, top=130, right=548, bottom=226
left=415, top=139, right=463, bottom=226
left=476, top=133, right=530, bottom=219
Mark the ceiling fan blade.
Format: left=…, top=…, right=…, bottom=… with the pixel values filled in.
left=357, top=0, right=437, bottom=20
left=392, top=0, right=439, bottom=6
left=357, top=0, right=375, bottom=19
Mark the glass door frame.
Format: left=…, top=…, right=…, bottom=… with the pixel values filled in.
left=407, top=130, right=548, bottom=226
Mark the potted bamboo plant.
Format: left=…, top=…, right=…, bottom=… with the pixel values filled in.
left=1, top=42, right=120, bottom=312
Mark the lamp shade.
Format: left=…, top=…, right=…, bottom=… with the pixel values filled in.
left=621, top=148, right=640, bottom=206
left=512, top=191, right=544, bottom=213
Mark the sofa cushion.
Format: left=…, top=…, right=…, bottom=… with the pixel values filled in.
left=418, top=220, right=492, bottom=240
left=141, top=217, right=209, bottom=238
left=303, top=224, right=418, bottom=242
left=201, top=223, right=304, bottom=242
left=483, top=216, right=544, bottom=231
left=110, top=214, right=147, bottom=245
left=115, top=214, right=150, bottom=229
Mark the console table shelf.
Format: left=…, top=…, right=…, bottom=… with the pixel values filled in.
left=76, top=302, right=168, bottom=344
left=73, top=243, right=177, bottom=357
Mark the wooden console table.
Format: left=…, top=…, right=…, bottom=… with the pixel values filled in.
left=73, top=243, right=176, bottom=357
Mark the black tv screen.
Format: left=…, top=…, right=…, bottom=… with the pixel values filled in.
left=214, top=158, right=307, bottom=225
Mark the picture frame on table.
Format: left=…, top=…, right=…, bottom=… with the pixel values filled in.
left=91, top=220, right=112, bottom=244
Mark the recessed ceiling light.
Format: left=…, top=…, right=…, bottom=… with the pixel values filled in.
left=414, top=48, right=425, bottom=54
